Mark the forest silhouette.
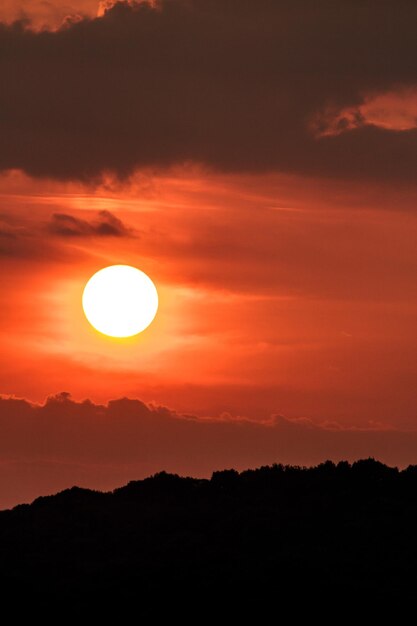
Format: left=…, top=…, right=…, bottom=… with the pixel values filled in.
left=1, top=458, right=416, bottom=614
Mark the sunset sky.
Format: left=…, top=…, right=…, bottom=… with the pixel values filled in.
left=1, top=0, right=416, bottom=508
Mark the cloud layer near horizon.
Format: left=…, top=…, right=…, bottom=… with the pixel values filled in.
left=2, top=0, right=417, bottom=181
left=1, top=392, right=417, bottom=510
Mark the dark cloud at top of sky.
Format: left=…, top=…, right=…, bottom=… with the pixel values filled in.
left=48, top=210, right=134, bottom=236
left=1, top=0, right=417, bottom=182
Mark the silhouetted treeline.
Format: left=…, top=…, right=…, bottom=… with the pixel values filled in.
left=1, top=458, right=417, bottom=615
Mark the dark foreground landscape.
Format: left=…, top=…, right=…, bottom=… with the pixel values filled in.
left=1, top=458, right=417, bottom=614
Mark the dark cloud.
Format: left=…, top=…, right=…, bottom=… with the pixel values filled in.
left=1, top=392, right=417, bottom=509
left=1, top=1, right=417, bottom=182
left=47, top=209, right=134, bottom=236
left=0, top=209, right=132, bottom=258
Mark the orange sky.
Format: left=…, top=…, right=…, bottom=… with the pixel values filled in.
left=1, top=168, right=415, bottom=427
left=0, top=0, right=101, bottom=28
left=1, top=1, right=417, bottom=507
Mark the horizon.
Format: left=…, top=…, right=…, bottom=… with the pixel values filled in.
left=3, top=456, right=411, bottom=511
left=1, top=391, right=417, bottom=509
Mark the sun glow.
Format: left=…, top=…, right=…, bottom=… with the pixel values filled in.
left=82, top=265, right=158, bottom=338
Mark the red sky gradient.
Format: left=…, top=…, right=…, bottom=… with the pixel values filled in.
left=1, top=1, right=416, bottom=508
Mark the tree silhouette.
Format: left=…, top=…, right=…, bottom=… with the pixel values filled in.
left=1, top=458, right=417, bottom=615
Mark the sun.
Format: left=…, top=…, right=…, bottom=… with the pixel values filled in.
left=82, top=265, right=159, bottom=338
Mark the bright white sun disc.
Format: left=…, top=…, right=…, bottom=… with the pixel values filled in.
left=82, top=265, right=158, bottom=337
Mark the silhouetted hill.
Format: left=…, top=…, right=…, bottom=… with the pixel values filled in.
left=2, top=458, right=417, bottom=615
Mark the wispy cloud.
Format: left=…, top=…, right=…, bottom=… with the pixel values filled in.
left=47, top=210, right=135, bottom=237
